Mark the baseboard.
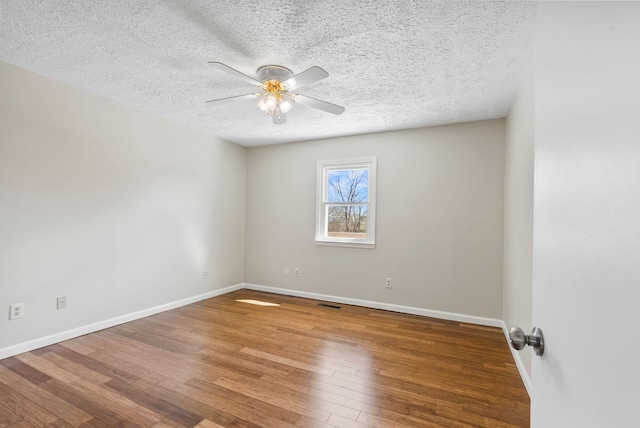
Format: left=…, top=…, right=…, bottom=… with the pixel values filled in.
left=0, top=283, right=244, bottom=360
left=241, top=283, right=503, bottom=328
left=501, top=321, right=533, bottom=397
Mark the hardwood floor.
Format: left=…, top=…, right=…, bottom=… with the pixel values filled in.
left=0, top=289, right=529, bottom=427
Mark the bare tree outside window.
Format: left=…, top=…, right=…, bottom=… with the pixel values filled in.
left=327, top=169, right=368, bottom=238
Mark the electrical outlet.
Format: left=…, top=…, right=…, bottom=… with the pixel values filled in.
left=294, top=268, right=300, bottom=277
left=9, top=303, right=24, bottom=320
left=385, top=278, right=393, bottom=288
left=57, top=296, right=67, bottom=310
left=203, top=269, right=209, bottom=279
left=284, top=267, right=290, bottom=276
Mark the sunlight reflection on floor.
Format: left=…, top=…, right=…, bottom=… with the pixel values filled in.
left=235, top=299, right=281, bottom=307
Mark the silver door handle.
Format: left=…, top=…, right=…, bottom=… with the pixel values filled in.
left=509, top=326, right=545, bottom=356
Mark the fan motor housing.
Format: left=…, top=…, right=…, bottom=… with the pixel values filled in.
left=257, top=65, right=293, bottom=83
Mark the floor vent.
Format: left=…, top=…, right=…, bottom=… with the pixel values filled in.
left=317, top=303, right=341, bottom=309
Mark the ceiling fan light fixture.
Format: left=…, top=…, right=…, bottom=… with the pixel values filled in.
left=279, top=95, right=293, bottom=113
left=262, top=79, right=284, bottom=94
left=257, top=95, right=267, bottom=112
left=257, top=93, right=280, bottom=115
left=207, top=62, right=343, bottom=124
left=266, top=96, right=278, bottom=112
left=257, top=79, right=293, bottom=116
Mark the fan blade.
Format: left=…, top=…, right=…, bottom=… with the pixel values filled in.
left=206, top=93, right=260, bottom=104
left=273, top=111, right=286, bottom=125
left=293, top=94, right=345, bottom=115
left=281, top=66, right=328, bottom=91
left=209, top=62, right=263, bottom=86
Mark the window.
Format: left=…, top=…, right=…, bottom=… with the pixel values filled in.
left=316, top=157, right=377, bottom=248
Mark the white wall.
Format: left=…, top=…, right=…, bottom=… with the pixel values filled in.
left=503, top=58, right=535, bottom=383
left=245, top=120, right=505, bottom=319
left=532, top=2, right=640, bottom=426
left=0, top=61, right=246, bottom=351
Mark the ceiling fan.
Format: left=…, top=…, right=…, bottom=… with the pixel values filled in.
left=206, top=62, right=345, bottom=125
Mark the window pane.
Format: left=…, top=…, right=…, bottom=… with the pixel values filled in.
left=327, top=169, right=368, bottom=203
left=327, top=204, right=367, bottom=238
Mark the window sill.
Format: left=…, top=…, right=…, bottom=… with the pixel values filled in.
left=315, top=239, right=376, bottom=249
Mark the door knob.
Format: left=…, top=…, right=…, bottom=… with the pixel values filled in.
left=509, top=326, right=544, bottom=356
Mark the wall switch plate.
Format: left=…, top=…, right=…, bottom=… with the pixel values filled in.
left=385, top=278, right=393, bottom=288
left=203, top=270, right=209, bottom=279
left=57, top=296, right=67, bottom=310
left=284, top=267, right=289, bottom=276
left=9, top=303, right=24, bottom=320
left=294, top=268, right=300, bottom=277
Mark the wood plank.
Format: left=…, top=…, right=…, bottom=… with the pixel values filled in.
left=326, top=414, right=372, bottom=428
left=195, top=420, right=227, bottom=428
left=213, top=376, right=331, bottom=422
left=88, top=351, right=167, bottom=384
left=377, top=407, right=476, bottom=428
left=357, top=411, right=439, bottom=428
left=44, top=419, right=75, bottom=428
left=103, top=379, right=203, bottom=426
left=0, top=382, right=58, bottom=425
left=130, top=377, right=237, bottom=426
left=77, top=418, right=117, bottom=428
left=0, top=365, right=93, bottom=426
left=47, top=345, right=141, bottom=385
left=39, top=378, right=127, bottom=426
left=182, top=377, right=301, bottom=426
left=226, top=418, right=265, bottom=428
left=240, top=347, right=335, bottom=376
left=42, top=350, right=112, bottom=384
left=294, top=416, right=333, bottom=427
left=0, top=356, right=52, bottom=384
left=0, top=401, right=24, bottom=427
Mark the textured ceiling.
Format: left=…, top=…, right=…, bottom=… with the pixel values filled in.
left=0, top=1, right=536, bottom=147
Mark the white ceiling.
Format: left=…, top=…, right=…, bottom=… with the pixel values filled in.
left=0, top=1, right=536, bottom=147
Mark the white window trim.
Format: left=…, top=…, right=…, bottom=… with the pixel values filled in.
left=315, top=157, right=377, bottom=249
